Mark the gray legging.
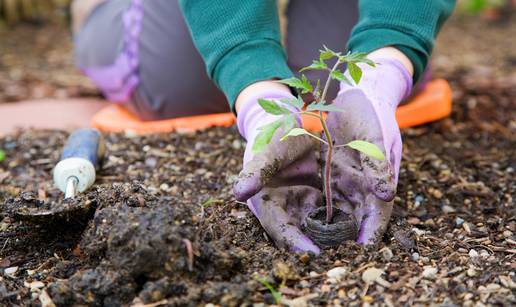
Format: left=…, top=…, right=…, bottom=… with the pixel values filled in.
left=75, top=0, right=358, bottom=120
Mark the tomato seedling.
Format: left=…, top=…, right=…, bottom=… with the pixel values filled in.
left=253, top=46, right=385, bottom=224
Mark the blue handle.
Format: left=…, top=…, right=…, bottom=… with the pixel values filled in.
left=61, top=128, right=105, bottom=169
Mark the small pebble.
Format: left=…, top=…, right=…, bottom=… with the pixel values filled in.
left=463, top=223, right=472, bottom=234
left=422, top=266, right=438, bottom=279
left=414, top=195, right=424, bottom=206
left=432, top=189, right=443, bottom=199
left=467, top=268, right=477, bottom=277
left=194, top=142, right=204, bottom=150
left=362, top=267, right=383, bottom=284
left=25, top=281, right=45, bottom=291
left=486, top=283, right=501, bottom=291
left=442, top=205, right=456, bottom=213
left=327, top=267, right=347, bottom=283
left=479, top=249, right=489, bottom=258
left=4, top=266, right=18, bottom=275
left=412, top=252, right=420, bottom=261
left=407, top=217, right=420, bottom=225
left=455, top=217, right=465, bottom=226
left=412, top=228, right=427, bottom=236
left=381, top=248, right=393, bottom=261
left=468, top=249, right=479, bottom=258
left=232, top=140, right=242, bottom=150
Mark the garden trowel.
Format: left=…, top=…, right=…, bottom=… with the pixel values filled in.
left=8, top=128, right=105, bottom=221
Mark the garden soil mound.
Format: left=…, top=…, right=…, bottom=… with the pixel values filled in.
left=1, top=71, right=514, bottom=306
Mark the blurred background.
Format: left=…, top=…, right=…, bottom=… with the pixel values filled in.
left=0, top=0, right=514, bottom=104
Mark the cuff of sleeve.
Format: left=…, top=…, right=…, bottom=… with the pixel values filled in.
left=213, top=39, right=294, bottom=111
left=347, top=28, right=429, bottom=84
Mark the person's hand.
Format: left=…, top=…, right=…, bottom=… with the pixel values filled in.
left=325, top=57, right=413, bottom=244
left=233, top=88, right=321, bottom=253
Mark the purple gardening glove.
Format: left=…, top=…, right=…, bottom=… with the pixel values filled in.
left=233, top=90, right=322, bottom=254
left=326, top=58, right=413, bottom=244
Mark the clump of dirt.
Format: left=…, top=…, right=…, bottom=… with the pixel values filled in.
left=4, top=191, right=96, bottom=223
left=45, top=182, right=243, bottom=306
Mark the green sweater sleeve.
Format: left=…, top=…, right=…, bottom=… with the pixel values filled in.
left=179, top=0, right=293, bottom=109
left=347, top=0, right=456, bottom=83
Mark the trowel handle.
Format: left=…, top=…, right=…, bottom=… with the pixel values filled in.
left=53, top=129, right=105, bottom=195
left=61, top=128, right=105, bottom=168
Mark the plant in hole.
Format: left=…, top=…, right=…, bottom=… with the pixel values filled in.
left=252, top=46, right=385, bottom=225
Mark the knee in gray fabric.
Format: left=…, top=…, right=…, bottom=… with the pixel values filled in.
left=74, top=0, right=127, bottom=68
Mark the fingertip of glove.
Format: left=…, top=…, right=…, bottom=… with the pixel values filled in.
left=372, top=184, right=396, bottom=202
left=290, top=240, right=321, bottom=255
left=233, top=175, right=259, bottom=202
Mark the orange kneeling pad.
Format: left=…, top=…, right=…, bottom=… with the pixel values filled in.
left=91, top=79, right=452, bottom=134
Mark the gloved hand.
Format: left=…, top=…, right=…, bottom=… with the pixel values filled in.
left=326, top=57, right=413, bottom=244
left=233, top=90, right=322, bottom=254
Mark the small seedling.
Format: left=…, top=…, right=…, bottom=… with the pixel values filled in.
left=255, top=275, right=282, bottom=305
left=253, top=46, right=385, bottom=225
left=0, top=149, right=5, bottom=162
left=200, top=197, right=224, bottom=208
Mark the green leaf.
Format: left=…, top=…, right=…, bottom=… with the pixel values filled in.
left=0, top=149, right=5, bottom=162
left=280, top=127, right=311, bottom=141
left=279, top=97, right=304, bottom=109
left=306, top=103, right=345, bottom=113
left=280, top=127, right=327, bottom=144
left=252, top=119, right=284, bottom=154
left=282, top=114, right=297, bottom=136
left=201, top=198, right=223, bottom=208
left=340, top=52, right=376, bottom=67
left=300, top=59, right=328, bottom=72
left=300, top=74, right=313, bottom=93
left=277, top=77, right=304, bottom=89
left=258, top=99, right=291, bottom=115
left=319, top=50, right=334, bottom=61
left=320, top=45, right=341, bottom=60
left=348, top=62, right=363, bottom=84
left=255, top=276, right=282, bottom=305
left=277, top=75, right=312, bottom=94
left=346, top=140, right=385, bottom=160
left=330, top=70, right=352, bottom=85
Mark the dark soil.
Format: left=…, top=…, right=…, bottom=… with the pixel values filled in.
left=1, top=13, right=515, bottom=307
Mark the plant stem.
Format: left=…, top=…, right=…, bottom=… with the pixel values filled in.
left=320, top=114, right=334, bottom=223
left=318, top=60, right=341, bottom=223
left=320, top=61, right=341, bottom=104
